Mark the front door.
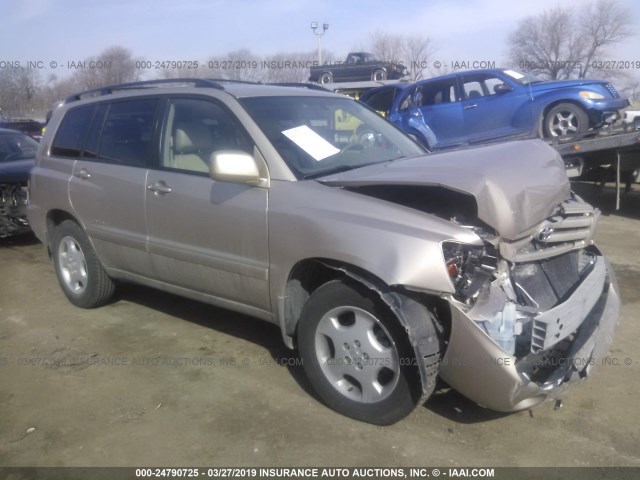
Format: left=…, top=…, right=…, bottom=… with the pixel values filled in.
left=460, top=73, right=532, bottom=143
left=145, top=97, right=270, bottom=311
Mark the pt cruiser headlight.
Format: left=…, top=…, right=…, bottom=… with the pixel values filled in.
left=579, top=91, right=605, bottom=100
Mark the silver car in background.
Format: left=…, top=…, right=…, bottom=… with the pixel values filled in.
left=28, top=79, right=620, bottom=424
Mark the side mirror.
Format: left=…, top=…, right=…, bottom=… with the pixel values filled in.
left=209, top=150, right=264, bottom=186
left=493, top=83, right=513, bottom=94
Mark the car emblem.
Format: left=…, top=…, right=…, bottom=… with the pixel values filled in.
left=537, top=226, right=554, bottom=242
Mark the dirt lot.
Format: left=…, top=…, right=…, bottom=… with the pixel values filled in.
left=1, top=183, right=639, bottom=468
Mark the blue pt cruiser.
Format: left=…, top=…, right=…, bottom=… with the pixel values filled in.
left=359, top=68, right=630, bottom=150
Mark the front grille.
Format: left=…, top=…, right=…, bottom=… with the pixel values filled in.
left=501, top=196, right=599, bottom=263
left=605, top=83, right=619, bottom=98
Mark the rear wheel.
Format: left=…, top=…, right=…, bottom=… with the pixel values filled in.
left=297, top=280, right=422, bottom=425
left=52, top=220, right=115, bottom=308
left=543, top=103, right=589, bottom=138
left=319, top=72, right=332, bottom=84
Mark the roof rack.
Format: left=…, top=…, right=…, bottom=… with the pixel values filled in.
left=64, top=78, right=225, bottom=103
left=269, top=82, right=330, bottom=92
left=205, top=78, right=264, bottom=85
left=63, top=78, right=333, bottom=104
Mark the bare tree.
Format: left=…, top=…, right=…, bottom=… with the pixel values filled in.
left=0, top=67, right=42, bottom=118
left=575, top=0, right=633, bottom=78
left=369, top=30, right=404, bottom=62
left=403, top=34, right=435, bottom=81
left=508, top=7, right=575, bottom=80
left=367, top=31, right=435, bottom=80
left=508, top=0, right=633, bottom=80
left=158, top=65, right=208, bottom=80
left=212, top=49, right=264, bottom=83
left=620, top=78, right=640, bottom=104
left=73, top=46, right=141, bottom=89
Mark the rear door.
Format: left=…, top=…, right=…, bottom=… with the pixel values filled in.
left=145, top=97, right=270, bottom=311
left=66, top=98, right=160, bottom=276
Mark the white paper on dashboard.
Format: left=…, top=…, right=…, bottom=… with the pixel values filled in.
left=282, top=125, right=340, bottom=161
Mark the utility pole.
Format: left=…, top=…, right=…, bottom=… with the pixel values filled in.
left=310, top=22, right=329, bottom=64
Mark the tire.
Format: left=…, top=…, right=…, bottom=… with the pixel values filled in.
left=543, top=103, right=589, bottom=138
left=371, top=69, right=387, bottom=81
left=319, top=72, right=332, bottom=85
left=355, top=127, right=377, bottom=149
left=297, top=280, right=422, bottom=425
left=52, top=220, right=115, bottom=308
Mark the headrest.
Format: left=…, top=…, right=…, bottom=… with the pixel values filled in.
left=175, top=122, right=212, bottom=153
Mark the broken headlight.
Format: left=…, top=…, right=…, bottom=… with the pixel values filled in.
left=441, top=241, right=498, bottom=304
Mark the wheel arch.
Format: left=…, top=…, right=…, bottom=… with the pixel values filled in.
left=45, top=209, right=83, bottom=257
left=538, top=99, right=589, bottom=136
left=280, top=257, right=447, bottom=401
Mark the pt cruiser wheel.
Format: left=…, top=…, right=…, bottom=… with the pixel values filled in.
left=52, top=220, right=115, bottom=308
left=298, top=280, right=421, bottom=425
left=543, top=102, right=588, bottom=137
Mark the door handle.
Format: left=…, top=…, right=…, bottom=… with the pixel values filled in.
left=464, top=104, right=478, bottom=110
left=74, top=168, right=91, bottom=179
left=147, top=181, right=172, bottom=195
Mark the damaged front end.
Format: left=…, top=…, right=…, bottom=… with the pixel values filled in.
left=439, top=194, right=620, bottom=411
left=0, top=183, right=31, bottom=238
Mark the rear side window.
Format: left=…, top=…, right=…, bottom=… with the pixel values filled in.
left=82, top=104, right=109, bottom=159
left=97, top=99, right=159, bottom=167
left=51, top=105, right=96, bottom=158
left=363, top=88, right=401, bottom=113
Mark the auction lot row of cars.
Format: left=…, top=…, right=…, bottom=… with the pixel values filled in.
left=0, top=63, right=634, bottom=425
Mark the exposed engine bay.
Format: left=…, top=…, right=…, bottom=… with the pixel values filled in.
left=0, top=183, right=30, bottom=238
left=346, top=182, right=611, bottom=400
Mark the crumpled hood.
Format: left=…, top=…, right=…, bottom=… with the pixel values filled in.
left=319, top=139, right=570, bottom=240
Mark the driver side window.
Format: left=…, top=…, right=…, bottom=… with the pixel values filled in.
left=161, top=98, right=252, bottom=174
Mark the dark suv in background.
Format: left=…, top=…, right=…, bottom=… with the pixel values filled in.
left=28, top=79, right=620, bottom=425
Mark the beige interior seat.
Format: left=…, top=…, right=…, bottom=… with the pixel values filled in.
left=172, top=122, right=213, bottom=172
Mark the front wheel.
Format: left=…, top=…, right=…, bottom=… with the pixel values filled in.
left=52, top=220, right=115, bottom=308
left=543, top=103, right=589, bottom=138
left=297, top=280, right=422, bottom=425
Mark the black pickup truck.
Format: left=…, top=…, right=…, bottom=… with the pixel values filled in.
left=309, top=52, right=408, bottom=84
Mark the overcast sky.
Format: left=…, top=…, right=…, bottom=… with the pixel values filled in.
left=1, top=0, right=638, bottom=79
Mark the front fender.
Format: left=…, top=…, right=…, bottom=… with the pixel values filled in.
left=268, top=180, right=480, bottom=316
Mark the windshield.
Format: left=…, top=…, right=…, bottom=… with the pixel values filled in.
left=239, top=96, right=424, bottom=179
left=502, top=69, right=543, bottom=85
left=0, top=131, right=39, bottom=162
